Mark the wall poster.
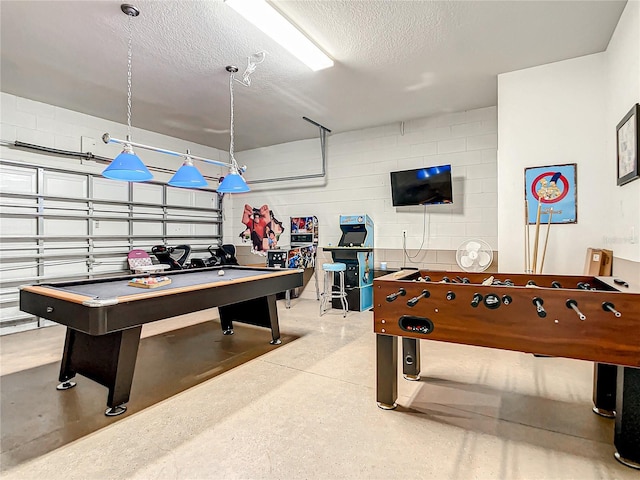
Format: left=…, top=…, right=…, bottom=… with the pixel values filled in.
left=240, top=204, right=285, bottom=254
left=616, top=103, right=639, bottom=186
left=524, top=164, right=577, bottom=224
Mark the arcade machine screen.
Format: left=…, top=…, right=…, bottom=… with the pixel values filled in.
left=341, top=229, right=367, bottom=246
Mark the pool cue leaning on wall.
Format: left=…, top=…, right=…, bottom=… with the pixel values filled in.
left=530, top=199, right=542, bottom=273
left=539, top=207, right=553, bottom=273
left=524, top=200, right=531, bottom=273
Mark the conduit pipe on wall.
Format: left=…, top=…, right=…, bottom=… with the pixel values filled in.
left=247, top=116, right=330, bottom=185
left=1, top=114, right=330, bottom=187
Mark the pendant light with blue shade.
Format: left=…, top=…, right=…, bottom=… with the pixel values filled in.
left=102, top=4, right=153, bottom=182
left=102, top=4, right=261, bottom=192
left=168, top=150, right=208, bottom=188
left=217, top=66, right=250, bottom=194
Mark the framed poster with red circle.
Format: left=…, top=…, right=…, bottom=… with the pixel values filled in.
left=524, top=164, right=577, bottom=224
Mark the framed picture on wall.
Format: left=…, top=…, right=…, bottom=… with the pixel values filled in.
left=524, top=164, right=577, bottom=224
left=616, top=103, right=639, bottom=186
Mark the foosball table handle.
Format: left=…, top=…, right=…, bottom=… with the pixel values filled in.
left=566, top=299, right=586, bottom=320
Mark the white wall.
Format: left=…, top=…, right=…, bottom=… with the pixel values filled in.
left=497, top=54, right=607, bottom=274
left=226, top=107, right=498, bottom=258
left=497, top=0, right=640, bottom=275
left=604, top=0, right=640, bottom=262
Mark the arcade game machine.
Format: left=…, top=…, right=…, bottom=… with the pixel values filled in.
left=323, top=214, right=374, bottom=311
left=267, top=216, right=319, bottom=304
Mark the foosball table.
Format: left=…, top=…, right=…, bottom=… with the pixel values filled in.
left=373, top=270, right=640, bottom=469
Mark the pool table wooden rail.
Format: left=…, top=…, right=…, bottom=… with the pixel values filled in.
left=21, top=267, right=300, bottom=306
left=20, top=267, right=303, bottom=336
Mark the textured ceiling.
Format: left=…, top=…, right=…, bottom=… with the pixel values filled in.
left=0, top=0, right=627, bottom=152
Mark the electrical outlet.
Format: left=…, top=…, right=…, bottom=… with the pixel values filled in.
left=81, top=136, right=96, bottom=153
left=402, top=230, right=407, bottom=237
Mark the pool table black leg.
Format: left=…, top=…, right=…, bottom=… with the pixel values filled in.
left=58, top=326, right=142, bottom=416
left=265, top=294, right=281, bottom=344
left=220, top=320, right=234, bottom=336
left=218, top=294, right=281, bottom=344
left=106, top=326, right=142, bottom=415
left=219, top=306, right=235, bottom=336
left=58, top=328, right=78, bottom=390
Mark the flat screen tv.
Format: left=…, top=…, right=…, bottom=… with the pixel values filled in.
left=390, top=164, right=453, bottom=207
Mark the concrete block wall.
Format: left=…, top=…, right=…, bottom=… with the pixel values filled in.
left=1, top=93, right=500, bottom=278
left=237, top=245, right=499, bottom=275
left=237, top=245, right=498, bottom=302
left=227, top=106, right=499, bottom=274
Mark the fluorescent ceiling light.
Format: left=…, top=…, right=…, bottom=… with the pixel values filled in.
left=226, top=0, right=334, bottom=71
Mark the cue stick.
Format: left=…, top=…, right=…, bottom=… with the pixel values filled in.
left=539, top=207, right=553, bottom=273
left=531, top=198, right=542, bottom=273
left=524, top=200, right=530, bottom=273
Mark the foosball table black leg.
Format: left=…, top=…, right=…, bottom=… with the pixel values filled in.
left=614, top=366, right=640, bottom=469
left=402, top=337, right=421, bottom=380
left=376, top=334, right=397, bottom=410
left=593, top=362, right=617, bottom=418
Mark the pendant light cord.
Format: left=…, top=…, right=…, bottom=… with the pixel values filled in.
left=237, top=51, right=266, bottom=87
left=226, top=52, right=265, bottom=174
left=228, top=70, right=237, bottom=170
left=126, top=11, right=134, bottom=142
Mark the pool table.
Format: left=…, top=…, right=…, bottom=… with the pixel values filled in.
left=20, top=266, right=303, bottom=416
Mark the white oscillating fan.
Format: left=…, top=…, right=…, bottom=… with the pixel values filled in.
left=456, top=239, right=494, bottom=272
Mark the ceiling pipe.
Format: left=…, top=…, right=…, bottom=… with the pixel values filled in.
left=247, top=116, right=330, bottom=185
left=2, top=115, right=330, bottom=188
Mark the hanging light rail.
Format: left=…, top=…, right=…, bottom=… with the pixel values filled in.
left=101, top=134, right=244, bottom=171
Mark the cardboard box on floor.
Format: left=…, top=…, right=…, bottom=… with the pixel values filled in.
left=584, top=248, right=613, bottom=276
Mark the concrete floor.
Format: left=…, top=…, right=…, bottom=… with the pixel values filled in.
left=0, top=298, right=637, bottom=480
